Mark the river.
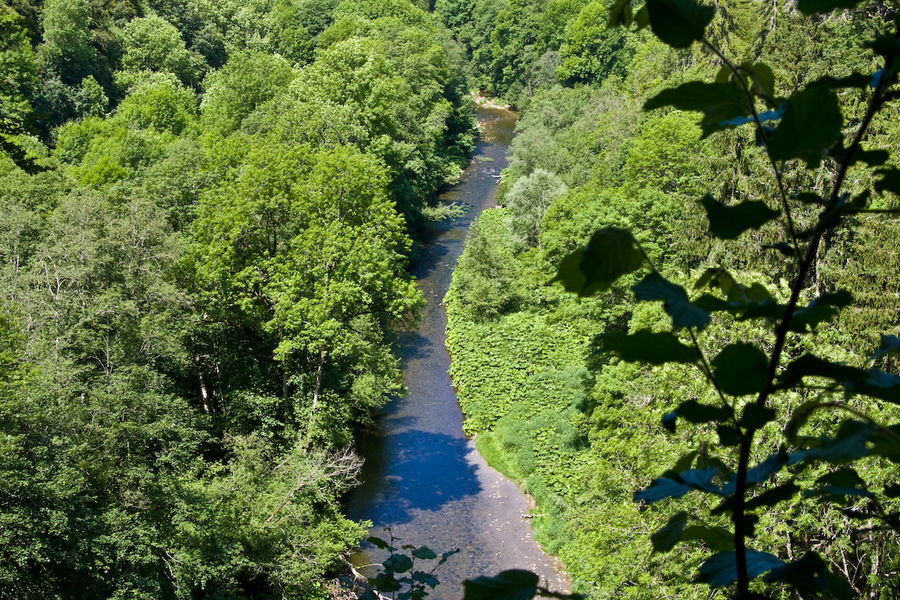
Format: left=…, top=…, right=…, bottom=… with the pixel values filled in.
left=345, top=105, right=569, bottom=599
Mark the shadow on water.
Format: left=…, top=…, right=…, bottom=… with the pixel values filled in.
left=393, top=330, right=432, bottom=364
left=348, top=430, right=482, bottom=525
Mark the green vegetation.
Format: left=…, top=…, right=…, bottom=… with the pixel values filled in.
left=0, top=0, right=472, bottom=597
left=4, top=0, right=900, bottom=598
left=446, top=0, right=900, bottom=598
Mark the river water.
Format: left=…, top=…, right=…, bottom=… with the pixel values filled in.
left=345, top=105, right=568, bottom=599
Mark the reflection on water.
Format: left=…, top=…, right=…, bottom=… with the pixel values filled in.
left=345, top=105, right=567, bottom=599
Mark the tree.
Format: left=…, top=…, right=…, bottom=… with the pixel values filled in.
left=200, top=50, right=296, bottom=135
left=504, top=168, right=567, bottom=249
left=191, top=142, right=421, bottom=442
left=36, top=0, right=95, bottom=86
left=557, top=0, right=631, bottom=85
left=118, top=15, right=204, bottom=87
left=0, top=3, right=38, bottom=167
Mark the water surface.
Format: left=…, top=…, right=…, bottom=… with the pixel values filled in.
left=346, top=105, right=568, bottom=598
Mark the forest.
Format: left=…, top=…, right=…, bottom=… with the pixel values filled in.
left=445, top=0, right=900, bottom=598
left=0, top=0, right=473, bottom=597
left=0, top=0, right=898, bottom=599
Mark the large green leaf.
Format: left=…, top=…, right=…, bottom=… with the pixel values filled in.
left=463, top=570, right=539, bottom=600
left=644, top=81, right=749, bottom=136
left=645, top=0, right=715, bottom=48
left=383, top=554, right=413, bottom=574
left=632, top=273, right=710, bottom=329
left=779, top=354, right=865, bottom=388
left=604, top=330, right=700, bottom=364
left=790, top=291, right=852, bottom=332
left=553, top=228, right=644, bottom=296
left=764, top=552, right=852, bottom=600
left=871, top=334, right=900, bottom=362
left=875, top=168, right=900, bottom=198
left=767, top=85, right=843, bottom=167
left=695, top=550, right=783, bottom=586
left=607, top=0, right=634, bottom=27
left=367, top=536, right=391, bottom=550
left=651, top=511, right=688, bottom=553
left=739, top=404, right=776, bottom=429
left=779, top=355, right=900, bottom=404
left=411, top=546, right=437, bottom=560
left=807, top=421, right=875, bottom=463
left=675, top=399, right=733, bottom=424
left=745, top=482, right=800, bottom=510
left=636, top=468, right=724, bottom=503
left=711, top=343, right=769, bottom=396
left=680, top=525, right=735, bottom=551
left=808, top=467, right=873, bottom=499
left=634, top=477, right=692, bottom=503
left=701, top=195, right=780, bottom=239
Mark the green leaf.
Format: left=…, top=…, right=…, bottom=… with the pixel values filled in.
left=367, top=536, right=391, bottom=550
left=807, top=421, right=875, bottom=463
left=411, top=546, right=437, bottom=560
left=781, top=355, right=900, bottom=404
left=634, top=4, right=650, bottom=28
left=767, top=85, right=842, bottom=167
left=745, top=482, right=800, bottom=510
left=764, top=553, right=852, bottom=600
left=871, top=334, right=900, bottom=362
left=412, top=572, right=440, bottom=588
left=634, top=477, right=692, bottom=503
left=372, top=572, right=403, bottom=592
left=778, top=354, right=866, bottom=388
left=676, top=399, right=733, bottom=424
left=645, top=0, right=715, bottom=48
left=695, top=550, right=783, bottom=587
left=811, top=73, right=872, bottom=90
left=740, top=404, right=776, bottom=429
left=438, top=549, right=460, bottom=566
left=553, top=228, right=644, bottom=296
left=607, top=0, right=633, bottom=27
left=711, top=343, right=769, bottom=396
left=651, top=511, right=687, bottom=553
left=463, top=570, right=539, bottom=600
left=721, top=452, right=794, bottom=495
left=632, top=273, right=710, bottom=329
left=875, top=168, right=900, bottom=198
left=383, top=554, right=413, bottom=574
left=797, top=0, right=866, bottom=15
left=790, top=291, right=852, bottom=332
left=846, top=368, right=900, bottom=404
left=644, top=82, right=749, bottom=135
left=701, top=195, right=781, bottom=239
left=679, top=467, right=725, bottom=494
left=603, top=330, right=701, bottom=364
left=694, top=269, right=773, bottom=305
left=680, top=525, right=735, bottom=551
left=850, top=148, right=890, bottom=166
left=866, top=34, right=900, bottom=58
left=808, top=467, right=873, bottom=499
left=748, top=62, right=775, bottom=98
left=717, top=425, right=742, bottom=446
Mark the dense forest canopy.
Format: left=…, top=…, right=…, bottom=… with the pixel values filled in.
left=2, top=0, right=900, bottom=598
left=0, top=0, right=473, bottom=597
